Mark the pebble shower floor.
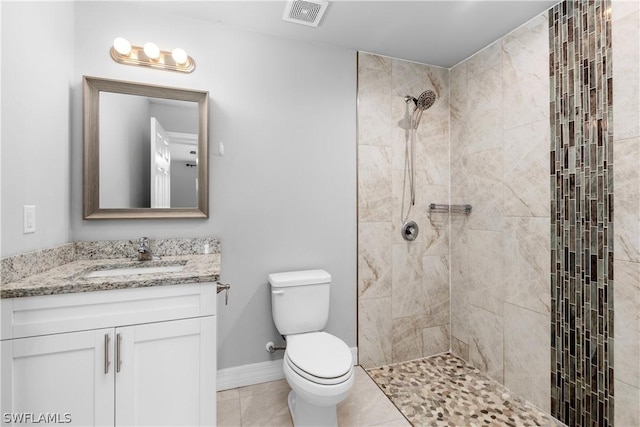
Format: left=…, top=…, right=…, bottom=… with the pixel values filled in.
left=367, top=353, right=560, bottom=427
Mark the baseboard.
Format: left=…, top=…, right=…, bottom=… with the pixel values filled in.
left=217, top=359, right=285, bottom=391
left=217, top=347, right=358, bottom=391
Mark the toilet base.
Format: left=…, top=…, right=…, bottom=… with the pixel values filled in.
left=287, top=390, right=338, bottom=427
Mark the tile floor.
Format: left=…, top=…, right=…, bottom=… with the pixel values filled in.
left=217, top=353, right=561, bottom=427
left=216, top=367, right=410, bottom=427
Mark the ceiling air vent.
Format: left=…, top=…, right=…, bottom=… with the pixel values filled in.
left=283, top=0, right=329, bottom=27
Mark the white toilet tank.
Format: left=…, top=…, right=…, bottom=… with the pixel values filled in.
left=268, top=269, right=331, bottom=336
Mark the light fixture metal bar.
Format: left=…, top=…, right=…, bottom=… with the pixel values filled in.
left=110, top=46, right=195, bottom=74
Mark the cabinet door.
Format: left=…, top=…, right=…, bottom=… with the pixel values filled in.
left=115, top=316, right=216, bottom=426
left=0, top=329, right=115, bottom=426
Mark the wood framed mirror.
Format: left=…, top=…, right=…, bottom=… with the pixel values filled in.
left=83, top=76, right=209, bottom=219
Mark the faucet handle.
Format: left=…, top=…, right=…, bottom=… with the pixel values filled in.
left=138, top=237, right=149, bottom=244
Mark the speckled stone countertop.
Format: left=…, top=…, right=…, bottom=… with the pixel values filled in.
left=1, top=237, right=221, bottom=299
left=1, top=254, right=221, bottom=299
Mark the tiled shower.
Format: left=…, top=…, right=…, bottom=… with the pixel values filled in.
left=357, top=0, right=639, bottom=425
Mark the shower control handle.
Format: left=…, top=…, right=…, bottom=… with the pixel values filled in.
left=402, top=220, right=419, bottom=241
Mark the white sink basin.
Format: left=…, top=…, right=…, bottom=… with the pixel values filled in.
left=85, top=265, right=185, bottom=278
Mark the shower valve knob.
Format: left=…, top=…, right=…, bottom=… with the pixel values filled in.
left=401, top=220, right=419, bottom=241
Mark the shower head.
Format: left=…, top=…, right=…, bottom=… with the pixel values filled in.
left=408, top=90, right=437, bottom=128
left=415, top=90, right=436, bottom=110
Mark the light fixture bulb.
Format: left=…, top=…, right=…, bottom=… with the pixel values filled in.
left=143, top=42, right=160, bottom=60
left=113, top=37, right=131, bottom=56
left=171, top=48, right=188, bottom=65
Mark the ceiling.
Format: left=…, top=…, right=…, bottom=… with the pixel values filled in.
left=144, top=0, right=559, bottom=68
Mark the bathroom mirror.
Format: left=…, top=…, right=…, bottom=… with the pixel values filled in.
left=83, top=76, right=209, bottom=219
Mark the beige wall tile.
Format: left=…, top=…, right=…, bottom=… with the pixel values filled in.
left=613, top=137, right=640, bottom=262
left=613, top=1, right=640, bottom=423
left=358, top=65, right=392, bottom=147
left=391, top=315, right=424, bottom=363
left=466, top=149, right=504, bottom=232
left=358, top=145, right=393, bottom=222
left=503, top=120, right=550, bottom=218
left=614, top=260, right=640, bottom=389
left=612, top=0, right=640, bottom=21
left=467, top=40, right=502, bottom=78
left=358, top=52, right=392, bottom=72
left=467, top=230, right=504, bottom=316
left=468, top=305, right=504, bottom=383
left=612, top=10, right=640, bottom=140
left=422, top=324, right=450, bottom=357
left=464, top=66, right=504, bottom=154
left=504, top=303, right=551, bottom=412
left=358, top=297, right=393, bottom=368
left=358, top=52, right=450, bottom=367
left=503, top=217, right=551, bottom=316
left=358, top=222, right=393, bottom=299
left=451, top=335, right=470, bottom=361
left=422, top=255, right=450, bottom=326
left=615, top=379, right=640, bottom=427
left=502, top=14, right=549, bottom=130
left=450, top=219, right=470, bottom=346
left=391, top=242, right=427, bottom=317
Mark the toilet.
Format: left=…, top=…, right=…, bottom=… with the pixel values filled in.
left=268, top=269, right=354, bottom=427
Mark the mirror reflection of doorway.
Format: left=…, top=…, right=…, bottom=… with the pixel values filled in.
left=165, top=130, right=198, bottom=208
left=150, top=118, right=171, bottom=208
left=150, top=118, right=199, bottom=208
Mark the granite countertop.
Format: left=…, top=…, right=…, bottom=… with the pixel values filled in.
left=1, top=254, right=221, bottom=299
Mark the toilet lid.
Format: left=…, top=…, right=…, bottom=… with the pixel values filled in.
left=286, top=332, right=353, bottom=379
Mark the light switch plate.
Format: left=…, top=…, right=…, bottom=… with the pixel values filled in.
left=23, top=205, right=36, bottom=234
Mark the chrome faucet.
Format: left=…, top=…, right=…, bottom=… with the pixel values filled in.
left=137, top=237, right=152, bottom=261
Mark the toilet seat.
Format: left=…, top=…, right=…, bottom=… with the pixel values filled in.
left=285, top=332, right=353, bottom=385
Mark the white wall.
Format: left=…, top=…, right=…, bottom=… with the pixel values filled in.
left=99, top=92, right=150, bottom=208
left=1, top=1, right=74, bottom=257
left=69, top=2, right=357, bottom=369
left=170, top=161, right=198, bottom=207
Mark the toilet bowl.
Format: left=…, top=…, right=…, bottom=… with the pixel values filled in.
left=283, top=332, right=354, bottom=426
left=268, top=270, right=354, bottom=427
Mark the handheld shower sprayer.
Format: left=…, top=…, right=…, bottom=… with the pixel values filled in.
left=405, top=90, right=436, bottom=129
left=400, top=89, right=437, bottom=241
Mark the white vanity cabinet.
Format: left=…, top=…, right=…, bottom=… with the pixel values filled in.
left=0, top=283, right=216, bottom=427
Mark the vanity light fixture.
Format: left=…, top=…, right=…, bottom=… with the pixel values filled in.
left=110, top=37, right=195, bottom=73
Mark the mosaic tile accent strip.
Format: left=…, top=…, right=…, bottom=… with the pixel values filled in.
left=368, top=353, right=560, bottom=427
left=549, top=1, right=614, bottom=426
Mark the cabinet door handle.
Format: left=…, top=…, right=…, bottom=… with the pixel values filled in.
left=116, top=333, right=122, bottom=373
left=104, top=333, right=111, bottom=374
